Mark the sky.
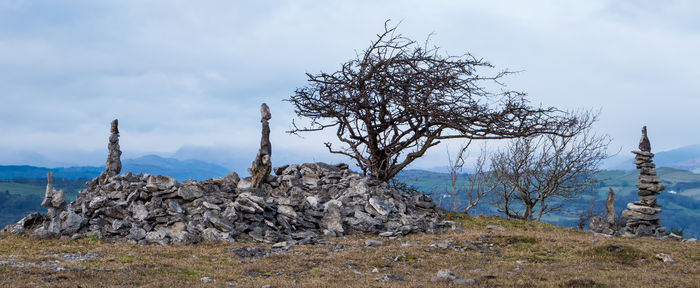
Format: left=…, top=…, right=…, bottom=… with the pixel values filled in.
left=0, top=0, right=698, bottom=171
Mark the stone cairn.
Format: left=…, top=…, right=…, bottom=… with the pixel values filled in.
left=6, top=110, right=452, bottom=245
left=249, top=103, right=272, bottom=188
left=589, top=188, right=616, bottom=236
left=621, top=126, right=666, bottom=237
left=105, top=119, right=122, bottom=177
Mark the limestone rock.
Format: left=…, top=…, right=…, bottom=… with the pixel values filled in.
left=105, top=119, right=122, bottom=176
left=639, top=126, right=651, bottom=152
left=606, top=188, right=615, bottom=223
left=249, top=103, right=272, bottom=188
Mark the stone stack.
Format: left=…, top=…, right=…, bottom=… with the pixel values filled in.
left=622, top=126, right=666, bottom=237
left=250, top=103, right=272, bottom=188
left=6, top=163, right=452, bottom=245
left=105, top=119, right=122, bottom=177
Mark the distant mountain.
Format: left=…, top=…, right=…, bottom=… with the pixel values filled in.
left=608, top=144, right=700, bottom=171
left=122, top=155, right=231, bottom=181
left=0, top=155, right=232, bottom=181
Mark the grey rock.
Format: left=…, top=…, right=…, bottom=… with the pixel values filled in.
left=639, top=126, right=651, bottom=152
left=655, top=253, right=675, bottom=263
left=147, top=175, right=177, bottom=192
left=127, top=227, right=147, bottom=240
left=606, top=188, right=615, bottom=223
left=105, top=119, right=122, bottom=176
left=204, top=211, right=233, bottom=232
left=374, top=274, right=405, bottom=282
left=321, top=200, right=344, bottom=235
left=177, top=184, right=203, bottom=200
left=368, top=198, right=391, bottom=216
left=250, top=103, right=272, bottom=188
left=365, top=239, right=386, bottom=247
left=622, top=209, right=660, bottom=221
left=277, top=205, right=297, bottom=219
left=626, top=203, right=661, bottom=215
left=590, top=216, right=614, bottom=235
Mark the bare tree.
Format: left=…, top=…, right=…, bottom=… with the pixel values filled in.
left=287, top=21, right=587, bottom=182
left=446, top=141, right=471, bottom=212
left=490, top=117, right=610, bottom=221
left=445, top=142, right=496, bottom=214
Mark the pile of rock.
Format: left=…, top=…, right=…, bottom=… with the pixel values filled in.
left=621, top=127, right=666, bottom=237
left=7, top=163, right=451, bottom=245
left=5, top=103, right=452, bottom=244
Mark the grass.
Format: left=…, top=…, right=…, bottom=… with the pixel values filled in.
left=0, top=213, right=698, bottom=287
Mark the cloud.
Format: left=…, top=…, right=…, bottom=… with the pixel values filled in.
left=0, top=0, right=698, bottom=169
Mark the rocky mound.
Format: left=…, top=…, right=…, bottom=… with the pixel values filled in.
left=6, top=162, right=453, bottom=245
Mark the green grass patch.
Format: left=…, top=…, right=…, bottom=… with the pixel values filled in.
left=582, top=244, right=650, bottom=265
left=157, top=267, right=201, bottom=280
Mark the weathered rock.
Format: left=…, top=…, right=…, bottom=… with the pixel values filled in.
left=622, top=209, right=660, bottom=221
left=590, top=216, right=614, bottom=235
left=626, top=203, right=661, bottom=215
left=41, top=172, right=66, bottom=209
left=146, top=175, right=177, bottom=192
left=105, top=119, right=122, bottom=176
left=639, top=126, right=651, bottom=152
left=177, top=184, right=203, bottom=200
left=249, top=103, right=272, bottom=188
left=606, top=188, right=615, bottom=223
left=321, top=200, right=344, bottom=235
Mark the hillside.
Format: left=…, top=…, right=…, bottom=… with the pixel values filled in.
left=396, top=167, right=700, bottom=238
left=1, top=214, right=697, bottom=287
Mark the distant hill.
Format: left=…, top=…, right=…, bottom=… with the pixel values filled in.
left=609, top=144, right=700, bottom=171
left=121, top=155, right=231, bottom=181
left=396, top=167, right=700, bottom=238
left=0, top=155, right=232, bottom=181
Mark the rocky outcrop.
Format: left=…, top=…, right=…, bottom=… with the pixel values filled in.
left=105, top=119, right=122, bottom=176
left=621, top=126, right=666, bottom=237
left=6, top=163, right=452, bottom=245
left=249, top=103, right=272, bottom=188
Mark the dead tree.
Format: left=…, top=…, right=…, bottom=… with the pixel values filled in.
left=287, top=21, right=587, bottom=182
left=490, top=119, right=610, bottom=221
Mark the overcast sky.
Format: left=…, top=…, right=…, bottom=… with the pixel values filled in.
left=1, top=0, right=698, bottom=170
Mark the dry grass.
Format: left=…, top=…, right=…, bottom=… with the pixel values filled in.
left=1, top=214, right=698, bottom=287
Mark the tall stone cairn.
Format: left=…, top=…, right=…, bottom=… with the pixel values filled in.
left=622, top=126, right=665, bottom=236
left=249, top=103, right=272, bottom=188
left=105, top=119, right=122, bottom=176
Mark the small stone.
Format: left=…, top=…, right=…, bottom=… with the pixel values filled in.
left=200, top=277, right=214, bottom=283
left=365, top=239, right=386, bottom=247
left=432, top=269, right=457, bottom=282
left=655, top=253, right=675, bottom=263
left=374, top=274, right=405, bottom=282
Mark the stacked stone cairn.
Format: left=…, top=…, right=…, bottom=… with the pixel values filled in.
left=621, top=126, right=666, bottom=237
left=6, top=106, right=452, bottom=245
